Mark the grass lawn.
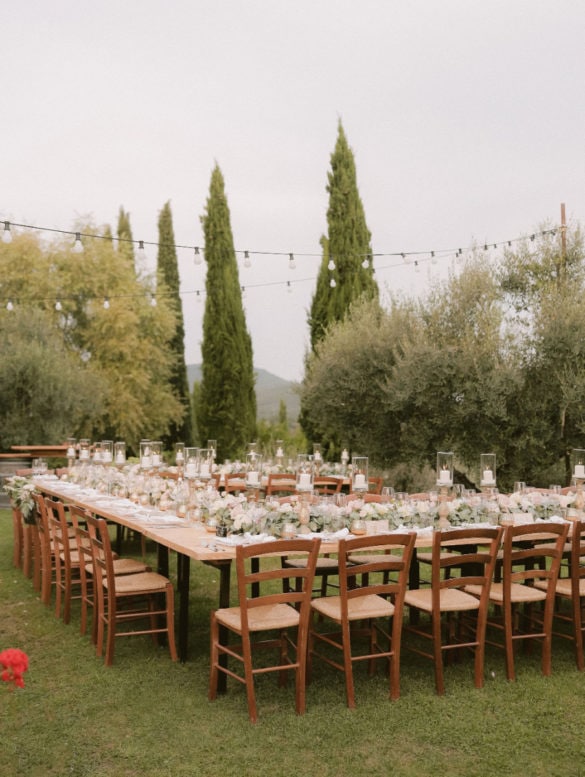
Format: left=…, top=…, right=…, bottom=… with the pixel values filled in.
left=2, top=508, right=585, bottom=777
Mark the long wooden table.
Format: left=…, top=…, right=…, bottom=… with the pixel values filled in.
left=32, top=478, right=447, bottom=664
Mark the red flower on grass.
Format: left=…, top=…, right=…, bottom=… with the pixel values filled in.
left=0, top=648, right=29, bottom=689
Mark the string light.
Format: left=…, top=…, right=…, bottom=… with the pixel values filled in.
left=330, top=277, right=336, bottom=288
left=414, top=260, right=420, bottom=272
left=103, top=297, right=110, bottom=310
left=196, top=290, right=202, bottom=303
left=194, top=247, right=203, bottom=265
left=431, top=251, right=437, bottom=264
left=361, top=256, right=370, bottom=269
left=150, top=294, right=157, bottom=307
left=55, top=299, right=62, bottom=312
left=327, top=258, right=335, bottom=271
left=6, top=300, right=14, bottom=311
left=73, top=233, right=83, bottom=253
left=138, top=240, right=148, bottom=261
left=288, top=253, right=296, bottom=270
left=2, top=221, right=12, bottom=244
left=287, top=280, right=292, bottom=293
left=243, top=250, right=251, bottom=269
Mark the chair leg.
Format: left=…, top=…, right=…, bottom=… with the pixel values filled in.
left=504, top=603, right=516, bottom=681
left=165, top=584, right=178, bottom=662
left=342, top=620, right=356, bottom=709
left=22, top=524, right=34, bottom=579
left=432, top=609, right=445, bottom=696
left=208, top=614, right=219, bottom=701
left=12, top=510, right=23, bottom=568
left=573, top=597, right=584, bottom=671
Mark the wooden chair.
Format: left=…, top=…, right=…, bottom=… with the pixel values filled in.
left=368, top=477, right=384, bottom=495
left=209, top=537, right=321, bottom=723
left=471, top=522, right=569, bottom=681
left=403, top=526, right=503, bottom=695
left=265, top=473, right=297, bottom=497
left=308, top=533, right=415, bottom=708
left=538, top=520, right=585, bottom=670
left=45, top=497, right=83, bottom=624
left=347, top=493, right=382, bottom=503
left=69, top=505, right=152, bottom=642
left=11, top=504, right=24, bottom=569
left=224, top=476, right=248, bottom=495
left=313, top=476, right=342, bottom=495
left=33, top=493, right=57, bottom=606
left=86, top=515, right=177, bottom=665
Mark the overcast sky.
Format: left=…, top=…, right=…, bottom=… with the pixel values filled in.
left=3, top=1, right=585, bottom=381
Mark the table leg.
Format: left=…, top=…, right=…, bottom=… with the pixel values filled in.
left=176, top=552, right=190, bottom=663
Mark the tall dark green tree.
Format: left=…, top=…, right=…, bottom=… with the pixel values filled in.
left=156, top=201, right=193, bottom=448
left=117, top=206, right=135, bottom=267
left=303, top=121, right=378, bottom=456
left=196, top=165, right=256, bottom=459
left=308, top=121, right=378, bottom=350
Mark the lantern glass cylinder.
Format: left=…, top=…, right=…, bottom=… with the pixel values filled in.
left=436, top=451, right=454, bottom=487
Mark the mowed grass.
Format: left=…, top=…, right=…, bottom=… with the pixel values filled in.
left=2, top=509, right=585, bottom=777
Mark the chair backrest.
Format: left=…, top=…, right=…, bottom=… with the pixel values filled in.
left=368, top=477, right=384, bottom=495
left=500, top=522, right=569, bottom=596
left=234, top=538, right=321, bottom=631
left=86, top=515, right=116, bottom=593
left=224, top=476, right=248, bottom=494
left=45, top=496, right=73, bottom=570
left=431, top=526, right=503, bottom=607
left=313, top=476, right=342, bottom=495
left=69, top=504, right=93, bottom=577
left=338, top=533, right=416, bottom=614
left=347, top=493, right=382, bottom=503
left=266, top=473, right=297, bottom=496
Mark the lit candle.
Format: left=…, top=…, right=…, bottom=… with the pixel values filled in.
left=79, top=449, right=89, bottom=461
left=67, top=446, right=75, bottom=458
left=200, top=462, right=210, bottom=478
left=247, top=471, right=259, bottom=485
left=341, top=448, right=349, bottom=462
left=176, top=451, right=184, bottom=464
left=575, top=464, right=585, bottom=478
left=439, top=469, right=451, bottom=484
left=354, top=473, right=366, bottom=489
left=314, top=451, right=322, bottom=462
left=115, top=452, right=125, bottom=464
left=151, top=453, right=161, bottom=467
left=276, top=447, right=284, bottom=458
left=481, top=468, right=494, bottom=485
left=102, top=451, right=113, bottom=463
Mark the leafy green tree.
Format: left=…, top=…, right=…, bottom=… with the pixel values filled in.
left=196, top=165, right=256, bottom=460
left=308, top=121, right=378, bottom=350
left=156, top=201, right=193, bottom=447
left=0, top=308, right=101, bottom=448
left=0, top=226, right=183, bottom=452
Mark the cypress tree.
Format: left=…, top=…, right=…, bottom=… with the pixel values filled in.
left=197, top=165, right=256, bottom=460
left=156, top=201, right=193, bottom=448
left=117, top=206, right=135, bottom=266
left=308, top=121, right=378, bottom=350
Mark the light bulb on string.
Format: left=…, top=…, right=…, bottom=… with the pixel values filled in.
left=243, top=250, right=251, bottom=269
left=194, top=247, right=203, bottom=266
left=55, top=299, right=62, bottom=312
left=196, top=290, right=202, bottom=303
left=361, top=256, right=370, bottom=269
left=287, top=280, right=292, bottom=294
left=414, top=260, right=420, bottom=273
left=73, top=233, right=84, bottom=253
left=2, top=221, right=12, bottom=243
left=288, top=253, right=296, bottom=270
left=103, top=297, right=110, bottom=310
left=431, top=251, right=437, bottom=264
left=240, top=285, right=246, bottom=298
left=330, top=277, right=336, bottom=288
left=6, top=300, right=14, bottom=311
left=327, top=258, right=335, bottom=271
left=150, top=294, right=157, bottom=307
left=138, top=240, right=148, bottom=262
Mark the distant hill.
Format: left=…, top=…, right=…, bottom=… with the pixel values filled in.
left=187, top=365, right=301, bottom=422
